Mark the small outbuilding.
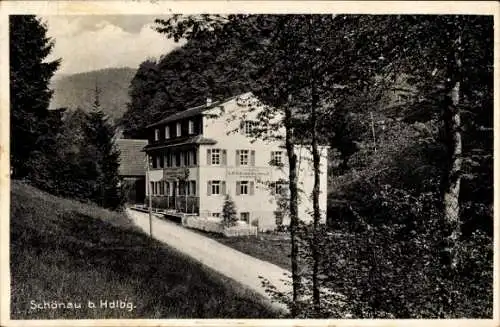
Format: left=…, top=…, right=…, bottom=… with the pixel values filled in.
left=116, top=139, right=148, bottom=204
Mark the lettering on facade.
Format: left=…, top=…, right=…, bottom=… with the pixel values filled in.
left=163, top=168, right=189, bottom=180
left=227, top=167, right=271, bottom=178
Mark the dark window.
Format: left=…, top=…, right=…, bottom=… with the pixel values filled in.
left=165, top=153, right=171, bottom=167
left=152, top=154, right=157, bottom=169
left=193, top=150, right=197, bottom=165
left=240, top=212, right=250, bottom=223
left=175, top=152, right=181, bottom=167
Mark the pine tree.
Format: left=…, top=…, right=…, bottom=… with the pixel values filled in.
left=222, top=195, right=238, bottom=227
left=84, top=84, right=124, bottom=210
left=10, top=15, right=60, bottom=178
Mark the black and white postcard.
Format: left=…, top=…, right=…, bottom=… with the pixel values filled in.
left=0, top=1, right=498, bottom=326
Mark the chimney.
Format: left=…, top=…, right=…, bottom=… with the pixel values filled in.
left=206, top=97, right=212, bottom=107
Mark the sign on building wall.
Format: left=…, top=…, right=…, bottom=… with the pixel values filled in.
left=227, top=167, right=271, bottom=178
left=163, top=168, right=189, bottom=180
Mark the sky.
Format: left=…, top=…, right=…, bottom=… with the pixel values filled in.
left=42, top=15, right=182, bottom=76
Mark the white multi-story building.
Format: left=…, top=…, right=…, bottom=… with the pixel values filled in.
left=144, top=92, right=328, bottom=231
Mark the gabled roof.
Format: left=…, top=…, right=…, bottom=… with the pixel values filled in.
left=116, top=139, right=148, bottom=176
left=147, top=92, right=253, bottom=128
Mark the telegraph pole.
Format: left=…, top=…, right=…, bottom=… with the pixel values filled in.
left=146, top=154, right=153, bottom=236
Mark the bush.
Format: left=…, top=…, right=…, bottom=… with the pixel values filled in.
left=316, top=189, right=491, bottom=318
left=266, top=187, right=492, bottom=318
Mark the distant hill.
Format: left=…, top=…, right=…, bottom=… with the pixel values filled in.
left=49, top=67, right=137, bottom=122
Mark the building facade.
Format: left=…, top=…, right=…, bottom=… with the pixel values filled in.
left=116, top=139, right=148, bottom=204
left=144, top=92, right=328, bottom=231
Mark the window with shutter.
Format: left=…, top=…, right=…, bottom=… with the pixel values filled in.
left=250, top=181, right=255, bottom=195
left=238, top=149, right=249, bottom=166
left=250, top=150, right=255, bottom=166
left=207, top=149, right=211, bottom=165
left=235, top=150, right=240, bottom=166
left=209, top=181, right=221, bottom=195
left=210, top=149, right=221, bottom=165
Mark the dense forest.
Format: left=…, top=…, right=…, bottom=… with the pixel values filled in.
left=121, top=14, right=493, bottom=318
left=10, top=15, right=125, bottom=210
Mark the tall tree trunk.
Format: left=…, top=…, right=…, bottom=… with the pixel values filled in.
left=309, top=24, right=321, bottom=312
left=305, top=16, right=323, bottom=314
left=285, top=104, right=301, bottom=317
left=442, top=34, right=463, bottom=271
left=442, top=80, right=462, bottom=269
left=311, top=111, right=321, bottom=313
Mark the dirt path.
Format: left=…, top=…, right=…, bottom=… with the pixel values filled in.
left=126, top=209, right=291, bottom=310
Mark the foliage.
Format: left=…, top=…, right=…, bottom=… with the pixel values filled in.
left=222, top=195, right=238, bottom=227
left=127, top=14, right=492, bottom=318
left=262, top=189, right=492, bottom=318
left=83, top=108, right=125, bottom=210
left=10, top=15, right=60, bottom=179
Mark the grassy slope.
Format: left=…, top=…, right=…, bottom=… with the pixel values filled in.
left=10, top=181, right=277, bottom=319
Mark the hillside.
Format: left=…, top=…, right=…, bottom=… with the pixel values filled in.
left=49, top=67, right=136, bottom=122
left=10, top=181, right=277, bottom=319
